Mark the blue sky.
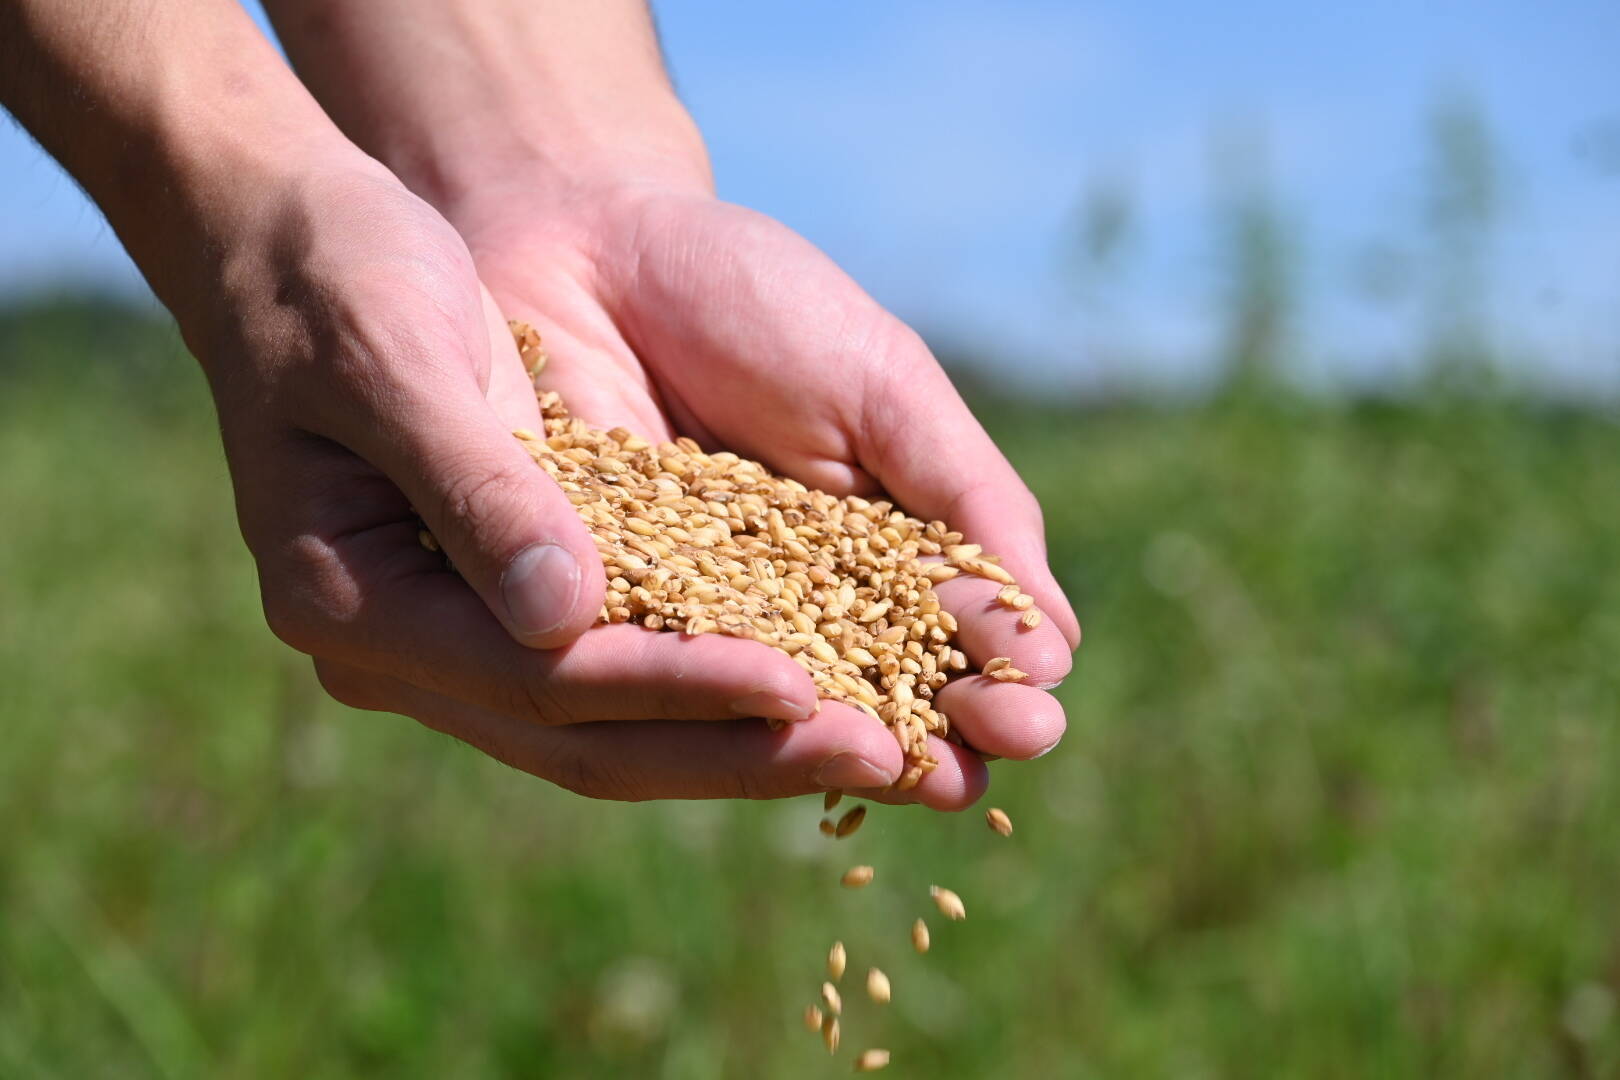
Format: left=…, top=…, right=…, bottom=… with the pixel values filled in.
left=3, top=1, right=1616, bottom=389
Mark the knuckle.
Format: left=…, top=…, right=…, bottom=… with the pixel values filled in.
left=261, top=588, right=321, bottom=655
left=312, top=659, right=382, bottom=711
left=258, top=536, right=355, bottom=655
left=543, top=746, right=643, bottom=802
left=517, top=668, right=583, bottom=727
left=431, top=457, right=537, bottom=554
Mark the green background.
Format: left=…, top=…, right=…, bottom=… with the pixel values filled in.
left=3, top=298, right=1619, bottom=1078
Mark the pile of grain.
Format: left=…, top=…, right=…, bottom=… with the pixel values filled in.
left=504, top=323, right=1034, bottom=786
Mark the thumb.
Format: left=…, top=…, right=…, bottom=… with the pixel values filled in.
left=339, top=302, right=605, bottom=648
left=387, top=393, right=605, bottom=648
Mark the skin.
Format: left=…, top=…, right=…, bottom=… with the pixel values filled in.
left=2, top=0, right=1080, bottom=810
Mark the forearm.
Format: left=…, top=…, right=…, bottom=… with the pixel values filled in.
left=0, top=0, right=364, bottom=328
left=260, top=0, right=712, bottom=220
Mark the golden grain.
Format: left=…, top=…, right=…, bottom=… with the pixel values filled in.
left=930, top=885, right=966, bottom=921
left=911, top=918, right=930, bottom=953
left=828, top=941, right=847, bottom=982
left=866, top=967, right=891, bottom=1004
left=986, top=807, right=1014, bottom=837
left=841, top=866, right=875, bottom=889
left=821, top=981, right=842, bottom=1016
left=804, top=1004, right=824, bottom=1032
left=854, top=1049, right=891, bottom=1071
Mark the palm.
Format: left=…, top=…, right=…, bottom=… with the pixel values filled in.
left=470, top=193, right=899, bottom=498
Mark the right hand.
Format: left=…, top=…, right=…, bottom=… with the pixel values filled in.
left=186, top=157, right=914, bottom=803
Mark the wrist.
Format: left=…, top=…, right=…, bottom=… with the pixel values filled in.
left=120, top=121, right=385, bottom=332
left=262, top=0, right=714, bottom=232
left=371, top=89, right=714, bottom=231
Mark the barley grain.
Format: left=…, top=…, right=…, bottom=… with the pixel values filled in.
left=866, top=967, right=891, bottom=1004
left=818, top=819, right=836, bottom=837
left=804, top=1004, right=824, bottom=1032
left=821, top=981, right=842, bottom=1016
left=1020, top=609, right=1042, bottom=629
left=823, top=1015, right=841, bottom=1054
left=841, top=866, right=875, bottom=889
left=828, top=941, right=847, bottom=981
left=911, top=918, right=930, bottom=953
left=824, top=790, right=842, bottom=812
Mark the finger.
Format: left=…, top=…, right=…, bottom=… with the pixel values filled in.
left=847, top=735, right=990, bottom=812
left=931, top=572, right=1075, bottom=689
left=248, top=458, right=826, bottom=729
left=319, top=320, right=605, bottom=650
left=338, top=559, right=823, bottom=725
left=930, top=678, right=1066, bottom=760
left=315, top=664, right=904, bottom=800
left=856, top=329, right=1082, bottom=650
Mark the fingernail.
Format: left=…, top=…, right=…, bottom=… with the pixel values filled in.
left=1033, top=736, right=1062, bottom=758
left=813, top=752, right=895, bottom=789
left=501, top=542, right=581, bottom=639
left=730, top=691, right=815, bottom=724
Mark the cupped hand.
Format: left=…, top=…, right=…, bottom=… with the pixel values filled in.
left=317, top=179, right=1082, bottom=810
left=190, top=160, right=914, bottom=802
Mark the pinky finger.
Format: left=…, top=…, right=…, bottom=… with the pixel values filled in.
left=846, top=735, right=990, bottom=812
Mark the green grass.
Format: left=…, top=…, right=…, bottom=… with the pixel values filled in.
left=3, top=301, right=1620, bottom=1077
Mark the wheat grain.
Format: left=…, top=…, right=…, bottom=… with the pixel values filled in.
left=841, top=866, right=875, bottom=889
left=986, top=807, right=1014, bottom=837
left=854, top=1048, right=891, bottom=1071
left=930, top=885, right=966, bottom=921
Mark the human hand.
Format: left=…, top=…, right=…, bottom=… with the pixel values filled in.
left=365, top=177, right=1084, bottom=811
left=5, top=1, right=860, bottom=806
left=256, top=0, right=1079, bottom=809
left=174, top=158, right=921, bottom=803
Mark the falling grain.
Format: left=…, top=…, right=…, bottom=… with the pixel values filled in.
left=930, top=885, right=966, bottom=921
left=854, top=1048, right=891, bottom=1071
left=986, top=807, right=1014, bottom=837
left=834, top=804, right=867, bottom=838
left=841, top=866, right=875, bottom=889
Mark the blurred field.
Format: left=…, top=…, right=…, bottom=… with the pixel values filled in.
left=3, top=297, right=1620, bottom=1078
